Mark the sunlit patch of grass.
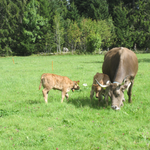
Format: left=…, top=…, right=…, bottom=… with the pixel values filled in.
left=0, top=54, right=150, bottom=149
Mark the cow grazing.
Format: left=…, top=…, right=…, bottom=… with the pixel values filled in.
left=90, top=72, right=110, bottom=105
left=96, top=47, right=138, bottom=110
left=39, top=73, right=80, bottom=103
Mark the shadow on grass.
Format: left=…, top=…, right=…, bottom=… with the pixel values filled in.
left=82, top=61, right=103, bottom=64
left=27, top=99, right=42, bottom=105
left=67, top=97, right=112, bottom=110
left=138, top=58, right=150, bottom=63
left=0, top=109, right=19, bottom=117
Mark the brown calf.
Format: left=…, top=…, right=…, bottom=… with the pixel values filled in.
left=39, top=73, right=80, bottom=103
left=90, top=72, right=110, bottom=105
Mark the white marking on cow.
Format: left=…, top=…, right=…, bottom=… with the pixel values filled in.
left=127, top=82, right=131, bottom=91
left=113, top=81, right=120, bottom=84
left=111, top=105, right=120, bottom=110
left=106, top=80, right=111, bottom=85
left=115, top=107, right=120, bottom=110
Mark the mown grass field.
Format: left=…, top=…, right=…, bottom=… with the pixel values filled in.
left=0, top=54, right=150, bottom=150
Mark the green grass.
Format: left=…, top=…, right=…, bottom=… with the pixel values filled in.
left=0, top=54, right=150, bottom=150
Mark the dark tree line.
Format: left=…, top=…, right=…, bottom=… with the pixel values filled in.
left=0, top=0, right=149, bottom=56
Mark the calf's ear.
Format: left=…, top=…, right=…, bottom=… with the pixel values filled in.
left=93, top=84, right=98, bottom=87
left=77, top=80, right=80, bottom=84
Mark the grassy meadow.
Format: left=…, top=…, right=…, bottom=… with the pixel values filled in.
left=0, top=53, right=150, bottom=150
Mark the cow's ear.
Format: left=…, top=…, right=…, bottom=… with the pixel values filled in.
left=129, top=75, right=134, bottom=82
left=77, top=80, right=80, bottom=84
left=123, top=75, right=134, bottom=83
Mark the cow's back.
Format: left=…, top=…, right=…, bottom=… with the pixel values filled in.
left=102, top=47, right=138, bottom=82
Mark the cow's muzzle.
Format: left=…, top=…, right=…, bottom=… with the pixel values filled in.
left=111, top=105, right=120, bottom=110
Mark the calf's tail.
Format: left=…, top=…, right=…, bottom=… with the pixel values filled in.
left=39, top=80, right=42, bottom=90
left=39, top=76, right=43, bottom=90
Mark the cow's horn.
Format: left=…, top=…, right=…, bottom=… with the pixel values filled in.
left=95, top=79, right=109, bottom=88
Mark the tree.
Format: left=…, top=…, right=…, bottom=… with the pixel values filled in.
left=0, top=0, right=19, bottom=56
left=53, top=13, right=64, bottom=53
left=67, top=21, right=81, bottom=54
left=78, top=18, right=112, bottom=52
left=89, top=0, right=109, bottom=20
left=16, top=0, right=48, bottom=55
left=113, top=5, right=133, bottom=48
left=67, top=1, right=80, bottom=21
left=128, top=0, right=150, bottom=49
left=69, top=0, right=109, bottom=20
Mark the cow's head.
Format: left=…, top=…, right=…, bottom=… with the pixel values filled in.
left=95, top=75, right=134, bottom=110
left=72, top=80, right=80, bottom=91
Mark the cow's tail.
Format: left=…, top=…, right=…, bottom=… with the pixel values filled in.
left=39, top=76, right=43, bottom=90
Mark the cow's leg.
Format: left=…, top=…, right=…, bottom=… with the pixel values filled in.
left=65, top=93, right=69, bottom=100
left=90, top=86, right=94, bottom=100
left=42, top=88, right=49, bottom=103
left=127, top=81, right=134, bottom=103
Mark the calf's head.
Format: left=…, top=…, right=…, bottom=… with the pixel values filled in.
left=72, top=80, right=80, bottom=91
left=96, top=75, right=134, bottom=110
left=93, top=80, right=110, bottom=98
left=92, top=84, right=102, bottom=98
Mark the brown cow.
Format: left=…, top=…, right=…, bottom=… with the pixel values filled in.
left=90, top=72, right=110, bottom=105
left=96, top=47, right=138, bottom=110
left=39, top=73, right=80, bottom=103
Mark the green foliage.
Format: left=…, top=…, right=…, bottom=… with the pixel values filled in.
left=0, top=0, right=149, bottom=56
left=109, top=0, right=150, bottom=49
left=113, top=5, right=134, bottom=48
left=79, top=18, right=112, bottom=52
left=87, top=32, right=101, bottom=52
left=53, top=13, right=65, bottom=53
left=0, top=54, right=150, bottom=149
left=67, top=1, right=80, bottom=21
left=17, top=0, right=48, bottom=55
left=67, top=21, right=81, bottom=53
left=0, top=0, right=19, bottom=56
left=128, top=0, right=150, bottom=49
left=70, top=0, right=109, bottom=20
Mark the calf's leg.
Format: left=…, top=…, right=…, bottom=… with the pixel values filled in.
left=98, top=90, right=103, bottom=106
left=42, top=88, right=49, bottom=103
left=104, top=88, right=109, bottom=106
left=65, top=93, right=69, bottom=100
left=104, top=94, right=108, bottom=106
left=61, top=90, right=67, bottom=103
left=90, top=86, right=94, bottom=100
